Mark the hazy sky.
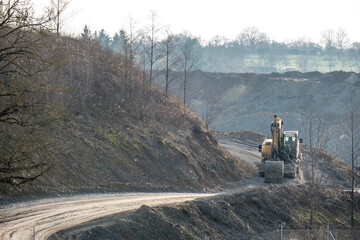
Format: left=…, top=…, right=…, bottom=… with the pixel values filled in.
left=34, top=0, right=360, bottom=43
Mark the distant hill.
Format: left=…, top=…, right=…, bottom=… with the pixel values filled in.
left=181, top=70, right=360, bottom=155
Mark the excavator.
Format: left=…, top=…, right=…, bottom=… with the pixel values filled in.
left=258, top=115, right=302, bottom=182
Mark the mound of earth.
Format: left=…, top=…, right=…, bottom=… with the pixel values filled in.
left=51, top=185, right=360, bottom=240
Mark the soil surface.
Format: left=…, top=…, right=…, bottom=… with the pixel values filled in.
left=0, top=132, right=352, bottom=240
left=0, top=193, right=215, bottom=240
left=0, top=132, right=258, bottom=240
left=51, top=186, right=360, bottom=240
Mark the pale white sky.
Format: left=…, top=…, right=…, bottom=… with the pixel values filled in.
left=33, top=0, right=360, bottom=43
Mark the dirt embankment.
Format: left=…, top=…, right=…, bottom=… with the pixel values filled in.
left=52, top=185, right=360, bottom=240
left=0, top=116, right=253, bottom=202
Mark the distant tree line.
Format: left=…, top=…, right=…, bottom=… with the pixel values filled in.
left=205, top=27, right=360, bottom=72
left=85, top=25, right=360, bottom=74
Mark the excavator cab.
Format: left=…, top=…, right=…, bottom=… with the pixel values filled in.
left=282, top=131, right=302, bottom=160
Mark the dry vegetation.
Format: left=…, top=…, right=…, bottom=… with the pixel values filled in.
left=0, top=1, right=253, bottom=200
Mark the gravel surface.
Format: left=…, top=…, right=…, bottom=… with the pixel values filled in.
left=0, top=192, right=215, bottom=240
left=216, top=134, right=305, bottom=187
left=0, top=132, right=347, bottom=240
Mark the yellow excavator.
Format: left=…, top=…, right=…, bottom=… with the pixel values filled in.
left=258, top=115, right=302, bottom=182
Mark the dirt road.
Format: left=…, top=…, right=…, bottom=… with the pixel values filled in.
left=216, top=135, right=261, bottom=167
left=216, top=134, right=304, bottom=186
left=0, top=133, right=303, bottom=240
left=0, top=193, right=215, bottom=240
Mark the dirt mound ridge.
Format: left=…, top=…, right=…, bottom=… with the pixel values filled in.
left=52, top=185, right=359, bottom=239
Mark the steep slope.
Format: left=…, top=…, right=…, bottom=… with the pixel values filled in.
left=0, top=37, right=253, bottom=201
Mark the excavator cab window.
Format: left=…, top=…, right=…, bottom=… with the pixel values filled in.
left=284, top=134, right=296, bottom=146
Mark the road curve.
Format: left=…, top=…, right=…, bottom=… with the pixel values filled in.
left=216, top=134, right=304, bottom=186
left=0, top=192, right=215, bottom=240
left=216, top=135, right=261, bottom=167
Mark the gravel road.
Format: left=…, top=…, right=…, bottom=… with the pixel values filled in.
left=0, top=193, right=215, bottom=240
left=0, top=133, right=303, bottom=240
left=216, top=135, right=261, bottom=167
left=216, top=134, right=304, bottom=186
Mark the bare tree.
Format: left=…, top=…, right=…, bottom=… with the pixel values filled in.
left=341, top=92, right=360, bottom=234
left=321, top=29, right=336, bottom=71
left=121, top=17, right=138, bottom=102
left=300, top=112, right=333, bottom=228
left=336, top=28, right=350, bottom=69
left=49, top=0, right=71, bottom=35
left=203, top=94, right=220, bottom=130
left=77, top=26, right=94, bottom=111
left=349, top=42, right=360, bottom=72
left=261, top=42, right=279, bottom=69
left=179, top=33, right=201, bottom=113
left=0, top=0, right=53, bottom=123
left=134, top=30, right=151, bottom=121
left=237, top=26, right=269, bottom=54
left=145, top=10, right=162, bottom=88
left=0, top=0, right=63, bottom=185
left=297, top=55, right=310, bottom=72
left=160, top=27, right=179, bottom=95
left=208, top=35, right=229, bottom=47
left=321, top=29, right=336, bottom=51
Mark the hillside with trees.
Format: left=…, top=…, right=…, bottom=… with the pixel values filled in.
left=0, top=0, right=252, bottom=200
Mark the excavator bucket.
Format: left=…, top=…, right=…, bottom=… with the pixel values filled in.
left=264, top=161, right=284, bottom=182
